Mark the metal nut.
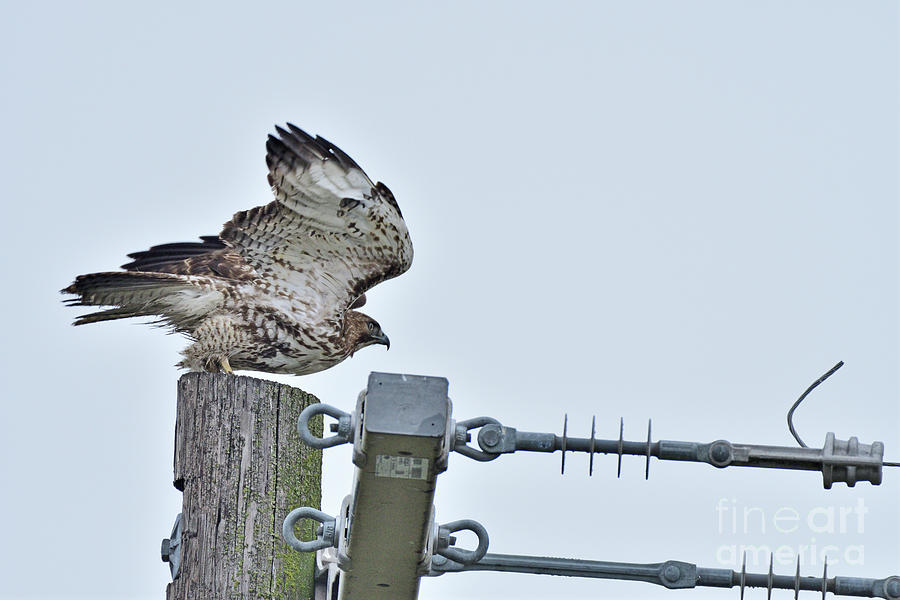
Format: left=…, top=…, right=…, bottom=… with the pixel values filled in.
left=481, top=428, right=500, bottom=448
left=708, top=440, right=733, bottom=467
left=885, top=576, right=900, bottom=599
left=663, top=564, right=681, bottom=583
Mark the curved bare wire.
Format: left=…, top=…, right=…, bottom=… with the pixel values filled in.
left=787, top=361, right=844, bottom=448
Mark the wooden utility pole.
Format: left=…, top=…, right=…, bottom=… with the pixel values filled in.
left=165, top=373, right=322, bottom=600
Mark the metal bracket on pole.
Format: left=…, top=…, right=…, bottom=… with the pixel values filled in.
left=288, top=372, right=453, bottom=600
left=160, top=513, right=183, bottom=580
left=284, top=371, right=897, bottom=599
left=282, top=507, right=337, bottom=553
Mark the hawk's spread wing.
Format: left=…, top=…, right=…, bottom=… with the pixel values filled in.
left=219, top=124, right=412, bottom=321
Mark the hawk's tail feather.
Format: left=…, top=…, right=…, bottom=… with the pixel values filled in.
left=71, top=307, right=147, bottom=326
left=61, top=271, right=222, bottom=331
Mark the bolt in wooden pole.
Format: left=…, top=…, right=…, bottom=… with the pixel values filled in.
left=166, top=372, right=322, bottom=600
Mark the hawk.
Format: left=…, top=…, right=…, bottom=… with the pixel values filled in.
left=63, top=124, right=412, bottom=375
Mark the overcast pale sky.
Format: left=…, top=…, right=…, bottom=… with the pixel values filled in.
left=0, top=2, right=897, bottom=599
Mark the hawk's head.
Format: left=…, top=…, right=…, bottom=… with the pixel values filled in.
left=344, top=311, right=390, bottom=357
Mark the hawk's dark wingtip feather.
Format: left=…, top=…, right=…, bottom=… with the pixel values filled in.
left=273, top=125, right=294, bottom=145
left=285, top=123, right=315, bottom=142
left=273, top=126, right=327, bottom=163
left=266, top=135, right=309, bottom=170
left=121, top=236, right=225, bottom=271
left=268, top=124, right=369, bottom=184
left=315, top=134, right=364, bottom=172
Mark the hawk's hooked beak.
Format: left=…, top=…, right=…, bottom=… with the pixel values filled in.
left=372, top=332, right=390, bottom=350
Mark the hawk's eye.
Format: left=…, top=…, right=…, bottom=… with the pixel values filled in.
left=367, top=322, right=376, bottom=333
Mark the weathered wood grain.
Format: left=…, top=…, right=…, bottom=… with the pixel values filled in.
left=167, top=373, right=322, bottom=600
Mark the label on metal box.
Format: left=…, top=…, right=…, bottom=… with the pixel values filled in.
left=375, top=455, right=429, bottom=480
